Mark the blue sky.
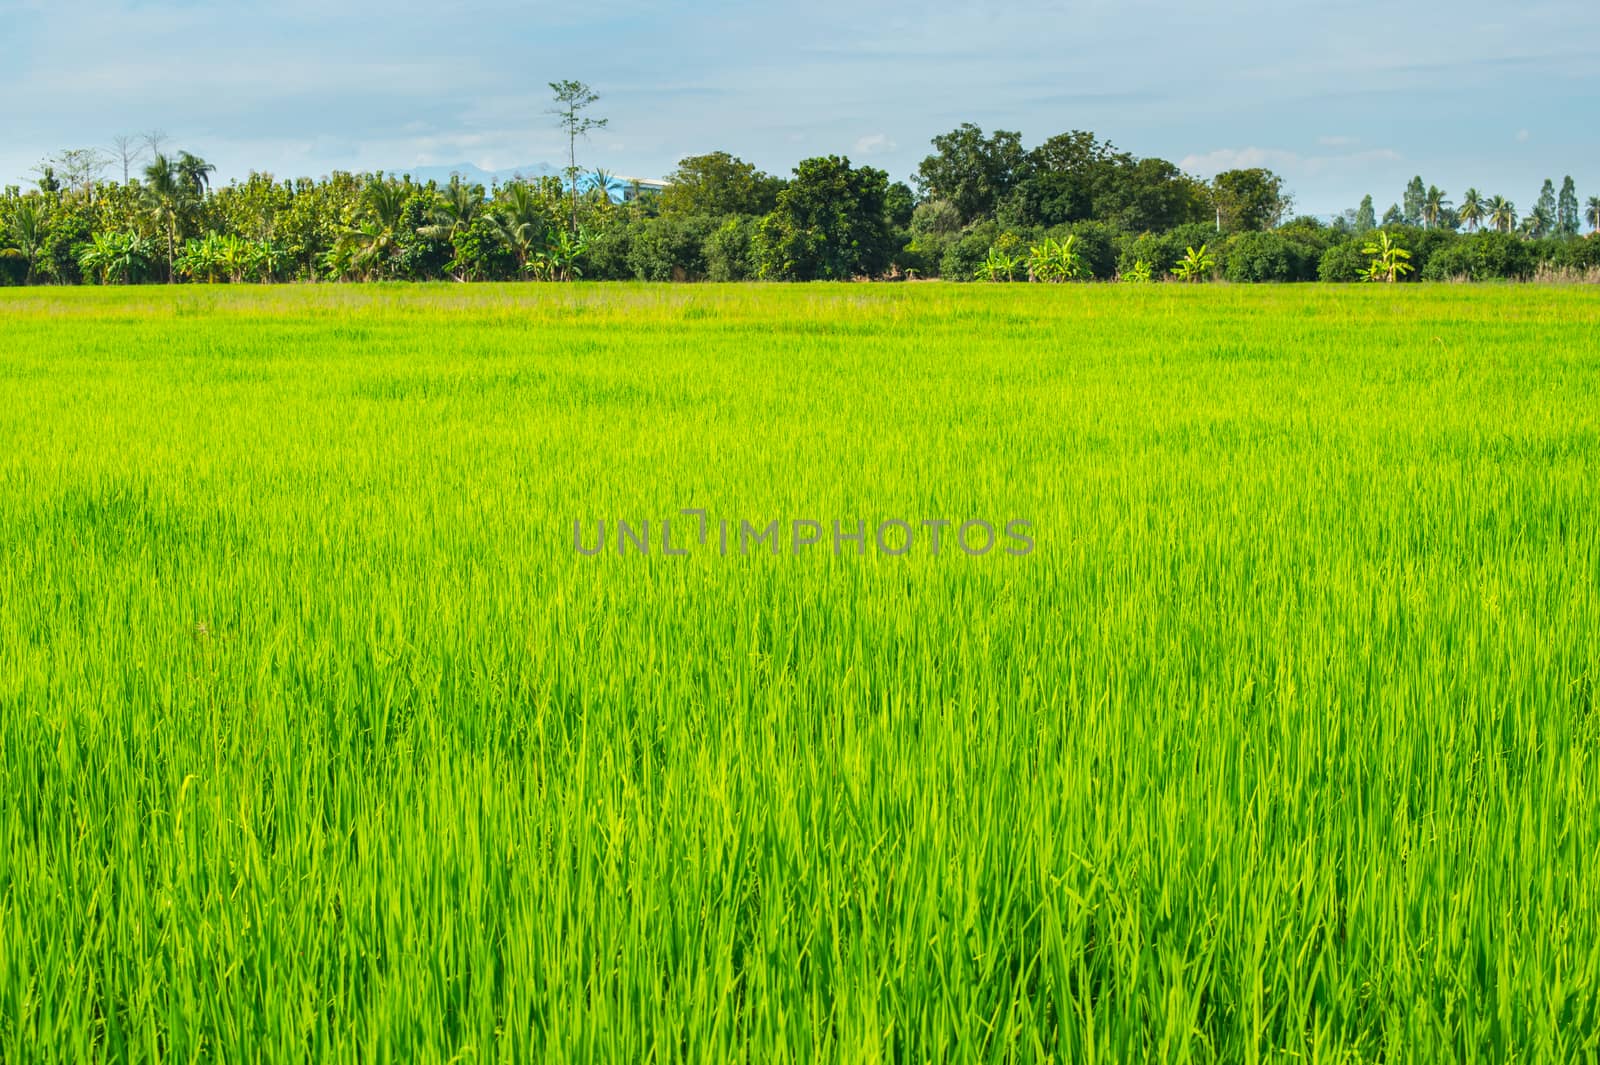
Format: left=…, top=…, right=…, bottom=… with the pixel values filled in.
left=7, top=0, right=1599, bottom=216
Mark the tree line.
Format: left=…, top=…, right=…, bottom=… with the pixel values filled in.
left=4, top=88, right=1598, bottom=286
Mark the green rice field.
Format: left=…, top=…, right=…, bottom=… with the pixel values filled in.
left=2, top=282, right=1599, bottom=1062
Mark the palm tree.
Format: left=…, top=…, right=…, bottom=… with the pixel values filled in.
left=495, top=181, right=550, bottom=273
left=419, top=177, right=503, bottom=280
left=142, top=153, right=185, bottom=282
left=583, top=168, right=626, bottom=206
left=1422, top=186, right=1450, bottom=229
left=5, top=199, right=48, bottom=284
left=1487, top=195, right=1516, bottom=234
left=176, top=152, right=215, bottom=197
left=1520, top=204, right=1553, bottom=239
left=339, top=179, right=411, bottom=280
left=1458, top=188, right=1484, bottom=232
left=418, top=177, right=486, bottom=243
left=1587, top=196, right=1600, bottom=235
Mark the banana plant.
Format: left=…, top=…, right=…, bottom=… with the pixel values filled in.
left=77, top=232, right=153, bottom=285
left=1027, top=235, right=1084, bottom=282
left=528, top=228, right=588, bottom=282
left=1358, top=230, right=1413, bottom=283
left=977, top=247, right=1022, bottom=282
left=1170, top=244, right=1215, bottom=282
left=249, top=240, right=285, bottom=284
left=1121, top=259, right=1154, bottom=283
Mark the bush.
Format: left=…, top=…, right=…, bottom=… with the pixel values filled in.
left=1418, top=232, right=1534, bottom=281
left=939, top=228, right=999, bottom=282
left=705, top=216, right=758, bottom=281
left=0, top=248, right=26, bottom=286
left=39, top=202, right=94, bottom=285
left=579, top=219, right=633, bottom=280
left=1221, top=231, right=1319, bottom=283
left=626, top=215, right=716, bottom=281
left=1116, top=222, right=1220, bottom=278
left=1317, top=240, right=1367, bottom=282
left=1540, top=236, right=1600, bottom=273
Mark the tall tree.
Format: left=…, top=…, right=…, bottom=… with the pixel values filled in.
left=1557, top=176, right=1579, bottom=236
left=1211, top=168, right=1290, bottom=231
left=176, top=152, right=215, bottom=197
left=1458, top=188, right=1484, bottom=232
left=337, top=179, right=411, bottom=280
left=419, top=176, right=486, bottom=243
left=142, top=130, right=170, bottom=160
left=1534, top=179, right=1556, bottom=226
left=142, top=154, right=185, bottom=282
left=547, top=80, right=607, bottom=238
left=754, top=155, right=893, bottom=281
left=913, top=124, right=1026, bottom=225
left=1587, top=196, right=1600, bottom=235
left=494, top=180, right=555, bottom=273
left=1402, top=176, right=1426, bottom=225
left=1487, top=195, right=1516, bottom=233
left=1354, top=194, right=1376, bottom=232
left=659, top=152, right=784, bottom=217
left=1521, top=203, right=1553, bottom=239
left=53, top=149, right=109, bottom=200
left=110, top=134, right=143, bottom=184
left=5, top=199, right=47, bottom=284
left=1422, top=185, right=1450, bottom=229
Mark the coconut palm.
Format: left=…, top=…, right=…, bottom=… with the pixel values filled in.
left=582, top=168, right=627, bottom=206
left=1520, top=204, right=1553, bottom=239
left=418, top=177, right=486, bottom=242
left=1458, top=188, right=1484, bottom=232
left=496, top=181, right=552, bottom=273
left=1486, top=195, right=1516, bottom=234
left=142, top=153, right=185, bottom=281
left=337, top=179, right=410, bottom=280
left=176, top=152, right=215, bottom=197
left=4, top=199, right=48, bottom=284
left=1587, top=196, right=1600, bottom=235
left=420, top=177, right=508, bottom=281
left=1422, top=186, right=1450, bottom=229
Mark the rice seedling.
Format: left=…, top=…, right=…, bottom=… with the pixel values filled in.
left=1, top=282, right=1597, bottom=1062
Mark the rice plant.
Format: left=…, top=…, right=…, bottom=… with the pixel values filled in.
left=1, top=282, right=1597, bottom=1063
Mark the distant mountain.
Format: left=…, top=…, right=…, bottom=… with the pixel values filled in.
left=394, top=162, right=562, bottom=186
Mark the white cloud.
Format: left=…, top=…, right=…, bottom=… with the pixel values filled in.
left=854, top=133, right=897, bottom=156
left=1317, top=134, right=1358, bottom=147
left=1180, top=145, right=1401, bottom=178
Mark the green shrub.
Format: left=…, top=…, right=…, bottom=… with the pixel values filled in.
left=705, top=216, right=758, bottom=281
left=1221, top=231, right=1319, bottom=282
left=1317, top=241, right=1367, bottom=282
left=1418, top=233, right=1534, bottom=281
left=939, top=231, right=997, bottom=282
left=627, top=215, right=716, bottom=281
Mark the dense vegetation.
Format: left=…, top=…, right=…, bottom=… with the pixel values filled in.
left=3, top=283, right=1597, bottom=1060
left=5, top=114, right=1598, bottom=286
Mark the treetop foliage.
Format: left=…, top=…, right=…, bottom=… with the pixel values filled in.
left=3, top=120, right=1594, bottom=287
